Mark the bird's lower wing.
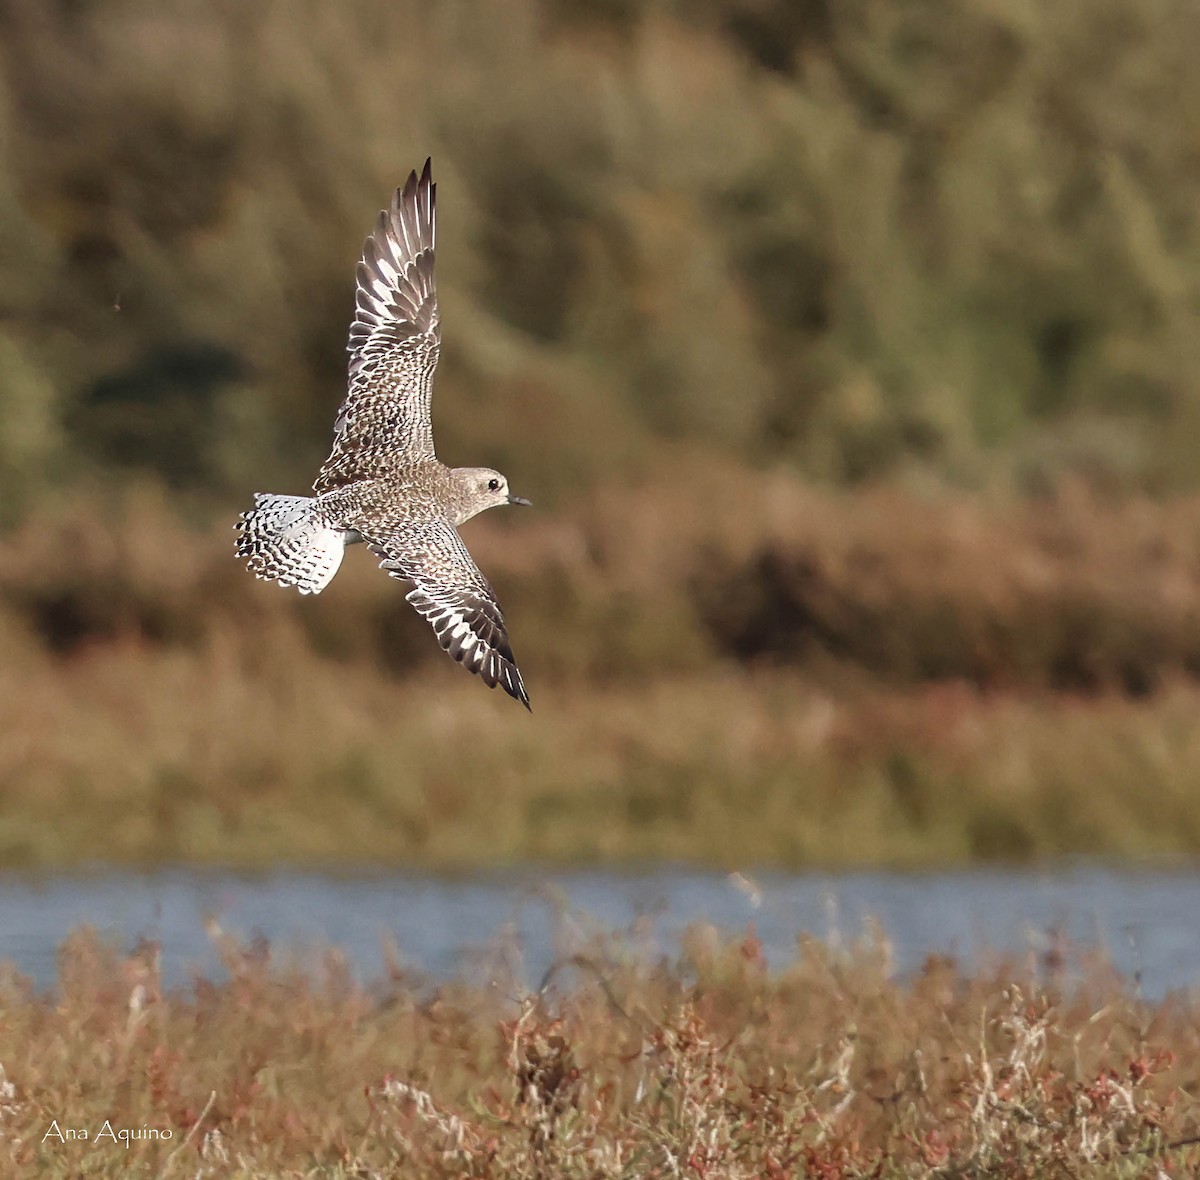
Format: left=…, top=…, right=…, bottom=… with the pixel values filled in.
left=365, top=520, right=530, bottom=709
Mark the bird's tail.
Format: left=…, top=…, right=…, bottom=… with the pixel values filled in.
left=235, top=494, right=346, bottom=595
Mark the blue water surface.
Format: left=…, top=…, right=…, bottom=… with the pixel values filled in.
left=0, top=865, right=1196, bottom=997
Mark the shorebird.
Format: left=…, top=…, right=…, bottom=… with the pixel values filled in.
left=236, top=160, right=532, bottom=709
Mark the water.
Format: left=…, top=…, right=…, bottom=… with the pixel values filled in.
left=1, top=865, right=1198, bottom=997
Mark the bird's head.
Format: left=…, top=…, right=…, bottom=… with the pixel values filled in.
left=452, top=467, right=532, bottom=524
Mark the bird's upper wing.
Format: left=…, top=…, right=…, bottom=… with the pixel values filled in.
left=364, top=518, right=530, bottom=709
left=315, top=160, right=440, bottom=494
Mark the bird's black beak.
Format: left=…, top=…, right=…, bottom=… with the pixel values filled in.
left=507, top=494, right=533, bottom=507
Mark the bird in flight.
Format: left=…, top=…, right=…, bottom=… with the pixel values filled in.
left=236, top=160, right=532, bottom=709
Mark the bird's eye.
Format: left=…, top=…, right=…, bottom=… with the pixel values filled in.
left=487, top=478, right=501, bottom=492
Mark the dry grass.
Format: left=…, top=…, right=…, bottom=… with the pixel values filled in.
left=0, top=924, right=1196, bottom=1177
left=2, top=475, right=1200, bottom=870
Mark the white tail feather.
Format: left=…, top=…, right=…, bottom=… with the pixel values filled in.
left=235, top=494, right=346, bottom=595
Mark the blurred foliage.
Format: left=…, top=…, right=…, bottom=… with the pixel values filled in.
left=0, top=0, right=1199, bottom=517
left=3, top=0, right=1200, bottom=869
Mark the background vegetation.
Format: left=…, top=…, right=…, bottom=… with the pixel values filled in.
left=2, top=0, right=1200, bottom=868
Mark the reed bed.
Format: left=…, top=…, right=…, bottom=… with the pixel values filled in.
left=5, top=475, right=1200, bottom=870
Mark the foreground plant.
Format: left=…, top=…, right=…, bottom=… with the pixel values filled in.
left=1, top=924, right=1193, bottom=1178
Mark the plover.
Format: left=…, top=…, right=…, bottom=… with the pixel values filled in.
left=236, top=160, right=532, bottom=709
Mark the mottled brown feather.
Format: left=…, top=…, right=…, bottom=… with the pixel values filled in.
left=364, top=519, right=530, bottom=709
left=316, top=159, right=440, bottom=493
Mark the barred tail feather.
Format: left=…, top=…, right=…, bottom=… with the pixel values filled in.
left=235, top=494, right=346, bottom=595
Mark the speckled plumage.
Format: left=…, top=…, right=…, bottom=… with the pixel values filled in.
left=236, top=161, right=532, bottom=709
